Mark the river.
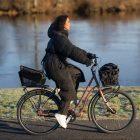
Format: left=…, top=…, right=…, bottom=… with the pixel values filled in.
left=0, top=13, right=140, bottom=88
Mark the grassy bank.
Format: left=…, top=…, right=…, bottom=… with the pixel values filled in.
left=0, top=0, right=140, bottom=17
left=0, top=86, right=140, bottom=121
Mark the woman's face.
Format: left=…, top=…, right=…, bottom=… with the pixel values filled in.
left=64, top=17, right=71, bottom=31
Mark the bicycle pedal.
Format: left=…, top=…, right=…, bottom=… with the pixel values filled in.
left=67, top=109, right=76, bottom=122
left=66, top=115, right=72, bottom=124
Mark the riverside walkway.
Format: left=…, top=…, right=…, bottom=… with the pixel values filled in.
left=0, top=119, right=139, bottom=140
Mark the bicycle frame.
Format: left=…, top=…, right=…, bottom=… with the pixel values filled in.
left=73, top=64, right=100, bottom=115
left=73, top=64, right=114, bottom=116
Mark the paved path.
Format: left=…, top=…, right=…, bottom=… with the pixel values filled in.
left=0, top=119, right=139, bottom=140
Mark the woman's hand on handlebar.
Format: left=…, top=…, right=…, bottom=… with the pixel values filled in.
left=87, top=53, right=96, bottom=59
left=86, top=59, right=93, bottom=67
left=86, top=53, right=97, bottom=67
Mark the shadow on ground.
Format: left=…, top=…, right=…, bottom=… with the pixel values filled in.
left=0, top=119, right=102, bottom=135
left=0, top=119, right=27, bottom=135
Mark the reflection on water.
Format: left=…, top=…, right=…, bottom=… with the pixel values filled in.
left=0, top=14, right=140, bottom=88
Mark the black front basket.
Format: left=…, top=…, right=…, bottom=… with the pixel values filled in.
left=18, top=65, right=46, bottom=87
left=98, top=63, right=119, bottom=87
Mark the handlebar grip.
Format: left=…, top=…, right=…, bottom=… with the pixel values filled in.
left=91, top=54, right=96, bottom=59
left=87, top=53, right=98, bottom=66
left=93, top=54, right=98, bottom=66
left=91, top=54, right=98, bottom=59
left=93, top=60, right=97, bottom=66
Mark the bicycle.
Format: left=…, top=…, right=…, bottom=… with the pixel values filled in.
left=17, top=55, right=136, bottom=135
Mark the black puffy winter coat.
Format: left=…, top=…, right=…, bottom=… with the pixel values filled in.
left=42, top=24, right=92, bottom=100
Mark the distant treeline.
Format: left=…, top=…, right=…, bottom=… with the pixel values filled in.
left=0, top=0, right=140, bottom=16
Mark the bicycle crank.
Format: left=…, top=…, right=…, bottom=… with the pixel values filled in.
left=67, top=109, right=76, bottom=122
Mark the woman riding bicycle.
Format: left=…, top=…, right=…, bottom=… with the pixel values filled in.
left=42, top=15, right=94, bottom=129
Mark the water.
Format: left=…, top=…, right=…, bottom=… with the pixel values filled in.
left=0, top=14, right=140, bottom=88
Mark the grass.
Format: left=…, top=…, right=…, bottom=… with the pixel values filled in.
left=0, top=86, right=139, bottom=121
left=0, top=88, right=24, bottom=119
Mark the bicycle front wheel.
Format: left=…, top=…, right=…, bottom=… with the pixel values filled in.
left=17, top=89, right=61, bottom=135
left=90, top=90, right=136, bottom=133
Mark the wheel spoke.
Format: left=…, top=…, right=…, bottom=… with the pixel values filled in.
left=28, top=98, right=38, bottom=112
left=17, top=90, right=60, bottom=134
left=90, top=90, right=135, bottom=132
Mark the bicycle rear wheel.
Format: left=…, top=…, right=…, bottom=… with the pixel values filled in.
left=90, top=90, right=136, bottom=133
left=17, top=89, right=61, bottom=135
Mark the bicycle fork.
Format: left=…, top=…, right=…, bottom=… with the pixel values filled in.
left=99, top=88, right=116, bottom=114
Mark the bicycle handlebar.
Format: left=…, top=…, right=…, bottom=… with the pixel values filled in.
left=90, top=54, right=98, bottom=71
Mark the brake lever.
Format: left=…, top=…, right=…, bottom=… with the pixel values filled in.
left=93, top=57, right=98, bottom=66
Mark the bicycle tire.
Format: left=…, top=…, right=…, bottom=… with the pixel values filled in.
left=90, top=90, right=136, bottom=133
left=17, top=89, right=61, bottom=135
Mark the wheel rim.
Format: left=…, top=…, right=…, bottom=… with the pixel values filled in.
left=91, top=92, right=135, bottom=132
left=18, top=93, right=59, bottom=134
